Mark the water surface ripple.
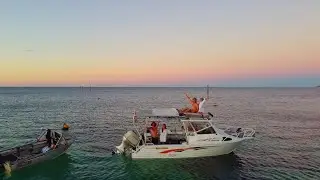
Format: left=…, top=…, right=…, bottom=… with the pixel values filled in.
left=0, top=87, right=319, bottom=180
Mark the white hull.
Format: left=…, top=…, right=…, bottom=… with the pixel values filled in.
left=116, top=108, right=255, bottom=160
left=131, top=140, right=243, bottom=159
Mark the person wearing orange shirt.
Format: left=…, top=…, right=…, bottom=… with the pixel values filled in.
left=178, top=93, right=199, bottom=114
left=150, top=121, right=159, bottom=144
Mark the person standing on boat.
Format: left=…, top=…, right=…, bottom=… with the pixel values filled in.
left=150, top=122, right=159, bottom=144
left=178, top=93, right=199, bottom=113
left=160, top=124, right=171, bottom=143
left=45, top=129, right=55, bottom=148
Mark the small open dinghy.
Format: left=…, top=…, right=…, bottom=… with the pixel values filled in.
left=0, top=128, right=73, bottom=172
left=115, top=108, right=255, bottom=159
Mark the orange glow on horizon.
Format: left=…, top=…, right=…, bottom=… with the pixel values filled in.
left=1, top=24, right=319, bottom=86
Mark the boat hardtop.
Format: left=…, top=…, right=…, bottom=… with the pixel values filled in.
left=145, top=108, right=213, bottom=119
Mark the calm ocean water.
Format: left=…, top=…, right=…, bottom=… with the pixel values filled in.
left=0, top=87, right=319, bottom=180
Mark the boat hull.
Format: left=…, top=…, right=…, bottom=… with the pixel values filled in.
left=131, top=141, right=242, bottom=159
left=1, top=140, right=73, bottom=172
left=15, top=144, right=71, bottom=171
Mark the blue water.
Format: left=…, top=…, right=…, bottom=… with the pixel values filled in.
left=0, top=87, right=319, bottom=180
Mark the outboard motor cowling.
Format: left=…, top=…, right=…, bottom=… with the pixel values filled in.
left=116, top=131, right=140, bottom=154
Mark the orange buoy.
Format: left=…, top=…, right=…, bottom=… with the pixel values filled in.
left=62, top=123, right=70, bottom=130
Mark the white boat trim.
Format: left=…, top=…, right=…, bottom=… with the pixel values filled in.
left=115, top=109, right=255, bottom=159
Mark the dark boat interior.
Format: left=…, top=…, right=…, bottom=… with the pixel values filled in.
left=0, top=131, right=62, bottom=165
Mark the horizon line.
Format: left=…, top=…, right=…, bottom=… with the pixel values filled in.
left=0, top=85, right=318, bottom=88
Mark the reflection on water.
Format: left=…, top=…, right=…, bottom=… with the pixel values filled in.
left=179, top=153, right=243, bottom=179
left=1, top=87, right=320, bottom=180
left=1, top=154, right=72, bottom=180
left=122, top=153, right=242, bottom=180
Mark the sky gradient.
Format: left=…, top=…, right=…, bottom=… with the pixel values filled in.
left=1, top=0, right=319, bottom=87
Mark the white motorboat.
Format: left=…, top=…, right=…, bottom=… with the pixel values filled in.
left=115, top=108, right=255, bottom=159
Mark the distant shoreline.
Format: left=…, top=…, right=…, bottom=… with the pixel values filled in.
left=0, top=86, right=317, bottom=88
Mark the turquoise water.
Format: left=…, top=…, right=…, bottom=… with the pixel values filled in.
left=0, top=87, right=319, bottom=180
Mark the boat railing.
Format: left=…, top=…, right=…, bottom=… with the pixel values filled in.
left=241, top=128, right=255, bottom=138
left=56, top=135, right=62, bottom=146
left=223, top=127, right=255, bottom=138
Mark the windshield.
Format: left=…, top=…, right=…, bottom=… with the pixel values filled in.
left=183, top=121, right=216, bottom=134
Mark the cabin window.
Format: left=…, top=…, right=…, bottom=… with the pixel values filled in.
left=191, top=122, right=216, bottom=134
left=182, top=121, right=216, bottom=134
left=183, top=121, right=196, bottom=132
left=197, top=127, right=216, bottom=134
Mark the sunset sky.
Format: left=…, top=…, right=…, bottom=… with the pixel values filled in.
left=1, top=1, right=319, bottom=87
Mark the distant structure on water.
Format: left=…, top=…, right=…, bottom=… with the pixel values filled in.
left=79, top=84, right=91, bottom=91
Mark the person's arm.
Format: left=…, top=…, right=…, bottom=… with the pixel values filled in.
left=184, top=93, right=193, bottom=104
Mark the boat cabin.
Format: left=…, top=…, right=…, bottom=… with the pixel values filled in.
left=138, top=108, right=218, bottom=145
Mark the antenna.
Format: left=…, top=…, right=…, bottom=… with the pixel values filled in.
left=206, top=84, right=209, bottom=99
